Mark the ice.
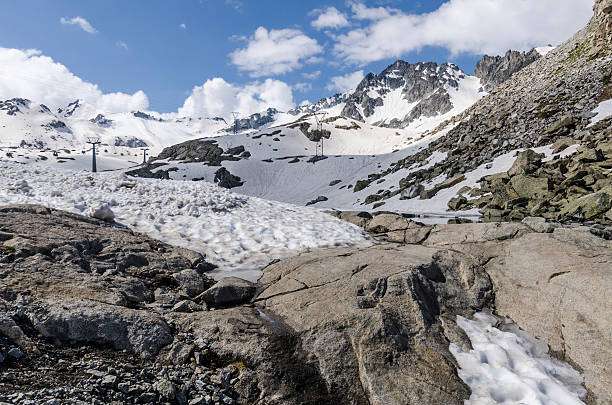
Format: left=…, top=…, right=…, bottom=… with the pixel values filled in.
left=451, top=312, right=587, bottom=405
left=0, top=160, right=372, bottom=281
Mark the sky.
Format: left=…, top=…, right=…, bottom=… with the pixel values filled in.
left=0, top=0, right=593, bottom=119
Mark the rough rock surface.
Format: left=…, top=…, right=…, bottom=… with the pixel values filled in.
left=475, top=49, right=542, bottom=91
left=2, top=205, right=610, bottom=404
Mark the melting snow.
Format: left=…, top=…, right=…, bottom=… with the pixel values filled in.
left=0, top=161, right=371, bottom=281
left=451, top=312, right=587, bottom=405
left=588, top=99, right=612, bottom=127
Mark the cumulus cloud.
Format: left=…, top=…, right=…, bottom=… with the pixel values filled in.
left=60, top=16, right=98, bottom=34
left=310, top=7, right=350, bottom=30
left=0, top=47, right=149, bottom=113
left=180, top=23, right=187, bottom=29
left=229, top=27, right=323, bottom=77
left=335, top=0, right=593, bottom=64
left=177, top=78, right=295, bottom=119
left=116, top=41, right=128, bottom=50
left=326, top=70, right=364, bottom=93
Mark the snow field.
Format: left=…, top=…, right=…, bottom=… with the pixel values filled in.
left=0, top=161, right=372, bottom=281
left=451, top=312, right=586, bottom=405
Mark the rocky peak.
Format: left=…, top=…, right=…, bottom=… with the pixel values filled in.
left=341, top=60, right=467, bottom=128
left=0, top=98, right=31, bottom=115
left=57, top=99, right=81, bottom=117
left=474, top=49, right=542, bottom=91
left=228, top=108, right=278, bottom=132
left=288, top=93, right=350, bottom=116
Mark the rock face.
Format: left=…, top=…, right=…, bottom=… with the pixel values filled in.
left=475, top=49, right=541, bottom=91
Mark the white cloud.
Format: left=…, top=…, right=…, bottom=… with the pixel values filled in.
left=350, top=2, right=398, bottom=20
left=310, top=7, right=350, bottom=30
left=326, top=70, right=364, bottom=93
left=229, top=27, right=323, bottom=77
left=335, top=0, right=593, bottom=64
left=0, top=47, right=149, bottom=113
left=60, top=16, right=98, bottom=34
left=177, top=78, right=294, bottom=119
left=302, top=70, right=321, bottom=80
left=294, top=82, right=312, bottom=92
left=180, top=23, right=187, bottom=29
left=116, top=41, right=128, bottom=50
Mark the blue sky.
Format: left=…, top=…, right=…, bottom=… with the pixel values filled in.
left=0, top=0, right=593, bottom=117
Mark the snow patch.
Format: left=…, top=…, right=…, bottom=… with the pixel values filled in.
left=0, top=161, right=372, bottom=281
left=451, top=312, right=586, bottom=405
left=587, top=99, right=612, bottom=127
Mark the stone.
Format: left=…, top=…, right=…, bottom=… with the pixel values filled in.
left=521, top=217, right=555, bottom=233
left=201, top=277, right=257, bottom=307
left=173, top=268, right=209, bottom=298
left=507, top=149, right=544, bottom=176
left=559, top=188, right=612, bottom=220
left=7, top=348, right=22, bottom=359
left=510, top=174, right=549, bottom=198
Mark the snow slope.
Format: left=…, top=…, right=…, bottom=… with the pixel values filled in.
left=0, top=160, right=371, bottom=281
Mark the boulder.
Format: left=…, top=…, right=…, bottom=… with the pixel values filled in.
left=173, top=268, right=211, bottom=298
left=201, top=277, right=257, bottom=307
left=510, top=174, right=550, bottom=198
left=559, top=187, right=612, bottom=220
left=507, top=149, right=544, bottom=176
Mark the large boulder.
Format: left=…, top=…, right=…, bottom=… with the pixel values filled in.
left=201, top=277, right=257, bottom=307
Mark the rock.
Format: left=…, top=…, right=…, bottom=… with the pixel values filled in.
left=400, top=184, right=424, bottom=199
left=485, top=232, right=612, bottom=404
left=87, top=203, right=115, bottom=222
left=166, top=342, right=194, bottom=365
left=201, top=277, right=257, bottom=307
left=507, top=149, right=544, bottom=176
left=306, top=195, right=328, bottom=206
left=544, top=114, right=576, bottom=134
left=0, top=353, right=4, bottom=363
left=251, top=244, right=493, bottom=404
left=214, top=167, right=244, bottom=189
left=364, top=213, right=411, bottom=234
left=475, top=49, right=541, bottom=91
left=101, top=374, right=118, bottom=388
left=7, top=347, right=23, bottom=359
left=173, top=268, right=210, bottom=298
left=172, top=299, right=202, bottom=313
left=28, top=297, right=173, bottom=359
left=559, top=188, right=612, bottom=220
left=510, top=174, right=549, bottom=198
left=521, top=217, right=555, bottom=233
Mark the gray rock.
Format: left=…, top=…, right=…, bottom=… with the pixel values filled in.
left=173, top=268, right=209, bottom=298
left=201, top=277, right=257, bottom=307
left=7, top=347, right=23, bottom=359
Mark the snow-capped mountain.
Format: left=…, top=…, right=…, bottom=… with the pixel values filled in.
left=2, top=48, right=546, bottom=211
left=341, top=62, right=484, bottom=129
left=0, top=98, right=230, bottom=169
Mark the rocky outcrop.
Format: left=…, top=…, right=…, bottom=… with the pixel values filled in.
left=228, top=108, right=278, bottom=132
left=2, top=205, right=610, bottom=404
left=127, top=139, right=250, bottom=186
left=475, top=49, right=541, bottom=91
